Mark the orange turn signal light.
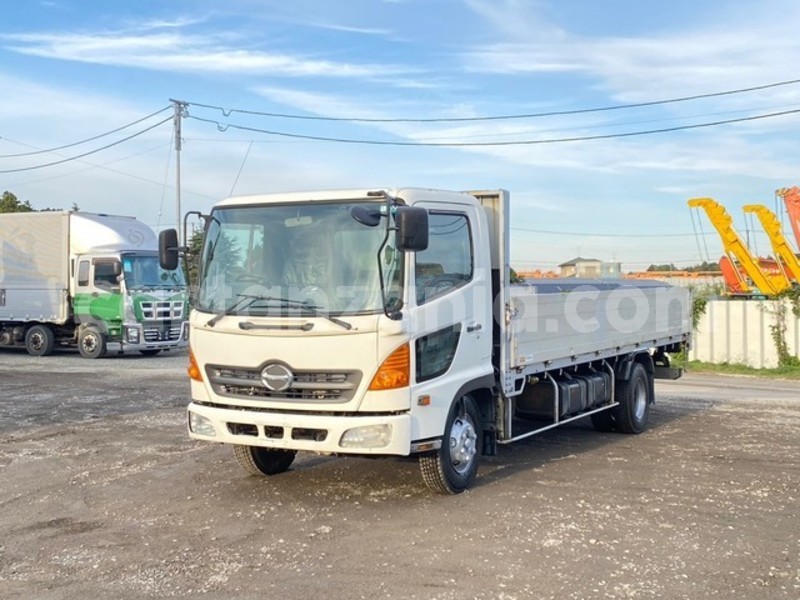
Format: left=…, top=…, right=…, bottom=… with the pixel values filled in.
left=368, top=343, right=410, bottom=391
left=187, top=349, right=203, bottom=382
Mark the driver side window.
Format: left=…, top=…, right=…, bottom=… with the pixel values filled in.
left=415, top=212, right=473, bottom=305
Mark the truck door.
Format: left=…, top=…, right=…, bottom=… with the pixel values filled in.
left=73, top=257, right=123, bottom=326
left=410, top=203, right=493, bottom=424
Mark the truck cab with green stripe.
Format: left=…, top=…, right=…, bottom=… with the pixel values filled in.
left=0, top=211, right=189, bottom=358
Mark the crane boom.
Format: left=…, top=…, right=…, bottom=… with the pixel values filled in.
left=688, top=197, right=790, bottom=295
left=742, top=204, right=800, bottom=284
left=777, top=187, right=800, bottom=250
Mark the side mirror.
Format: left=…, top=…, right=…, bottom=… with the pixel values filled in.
left=395, top=206, right=429, bottom=251
left=113, top=260, right=122, bottom=276
left=159, top=229, right=179, bottom=270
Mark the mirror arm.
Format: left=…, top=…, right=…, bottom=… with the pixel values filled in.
left=373, top=195, right=403, bottom=321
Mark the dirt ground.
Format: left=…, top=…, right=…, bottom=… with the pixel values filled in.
left=1, top=348, right=798, bottom=599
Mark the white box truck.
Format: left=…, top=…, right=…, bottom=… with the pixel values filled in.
left=159, top=188, right=690, bottom=493
left=1, top=211, right=189, bottom=358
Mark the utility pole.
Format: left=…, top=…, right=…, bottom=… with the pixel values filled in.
left=170, top=99, right=188, bottom=245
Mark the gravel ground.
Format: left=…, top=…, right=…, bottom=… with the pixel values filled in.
left=1, top=348, right=798, bottom=599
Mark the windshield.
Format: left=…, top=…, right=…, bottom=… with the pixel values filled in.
left=122, top=253, right=187, bottom=289
left=196, top=201, right=403, bottom=316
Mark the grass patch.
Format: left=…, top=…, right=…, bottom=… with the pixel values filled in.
left=680, top=360, right=800, bottom=380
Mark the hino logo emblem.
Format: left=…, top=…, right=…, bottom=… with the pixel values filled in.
left=260, top=364, right=293, bottom=392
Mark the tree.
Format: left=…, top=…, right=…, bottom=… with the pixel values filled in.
left=646, top=263, right=678, bottom=272
left=185, top=230, right=204, bottom=284
left=0, top=191, right=33, bottom=213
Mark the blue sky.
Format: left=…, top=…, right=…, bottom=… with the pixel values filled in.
left=2, top=0, right=800, bottom=271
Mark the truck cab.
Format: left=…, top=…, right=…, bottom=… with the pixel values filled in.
left=72, top=250, right=188, bottom=357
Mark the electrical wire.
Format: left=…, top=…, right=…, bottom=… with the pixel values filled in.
left=186, top=108, right=800, bottom=147
left=8, top=141, right=172, bottom=187
left=0, top=105, right=172, bottom=158
left=184, top=77, right=800, bottom=123
left=511, top=226, right=714, bottom=238
left=0, top=116, right=173, bottom=174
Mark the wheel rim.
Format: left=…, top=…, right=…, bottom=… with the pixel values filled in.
left=633, top=377, right=647, bottom=421
left=82, top=334, right=98, bottom=353
left=449, top=414, right=478, bottom=474
left=29, top=332, right=44, bottom=351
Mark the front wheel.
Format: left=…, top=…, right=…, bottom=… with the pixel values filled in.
left=419, top=395, right=482, bottom=494
left=78, top=327, right=107, bottom=359
left=25, top=324, right=55, bottom=357
left=233, top=445, right=296, bottom=476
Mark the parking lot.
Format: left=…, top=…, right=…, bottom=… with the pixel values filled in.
left=1, top=349, right=799, bottom=599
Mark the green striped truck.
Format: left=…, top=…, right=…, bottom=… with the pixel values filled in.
left=0, top=211, right=189, bottom=358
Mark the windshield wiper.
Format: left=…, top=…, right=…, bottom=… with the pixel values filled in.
left=293, top=302, right=353, bottom=330
left=206, top=294, right=267, bottom=327
left=206, top=295, right=353, bottom=330
left=268, top=297, right=353, bottom=330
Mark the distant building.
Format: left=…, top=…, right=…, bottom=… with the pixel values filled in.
left=559, top=257, right=602, bottom=278
left=558, top=257, right=622, bottom=279
left=601, top=261, right=622, bottom=278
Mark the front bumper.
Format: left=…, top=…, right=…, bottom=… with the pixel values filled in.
left=187, top=401, right=412, bottom=456
left=117, top=321, right=189, bottom=351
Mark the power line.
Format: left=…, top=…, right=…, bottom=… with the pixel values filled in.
left=0, top=105, right=172, bottom=158
left=186, top=107, right=800, bottom=147
left=511, top=227, right=715, bottom=238
left=185, top=77, right=800, bottom=123
left=0, top=116, right=173, bottom=174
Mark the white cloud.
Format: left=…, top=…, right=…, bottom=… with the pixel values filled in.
left=458, top=4, right=800, bottom=102
left=2, top=31, right=408, bottom=78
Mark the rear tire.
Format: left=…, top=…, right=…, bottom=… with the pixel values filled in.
left=612, top=362, right=651, bottom=433
left=233, top=445, right=296, bottom=476
left=25, top=325, right=55, bottom=357
left=419, top=395, right=482, bottom=494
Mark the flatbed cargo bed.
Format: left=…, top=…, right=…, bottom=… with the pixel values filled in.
left=501, top=278, right=690, bottom=392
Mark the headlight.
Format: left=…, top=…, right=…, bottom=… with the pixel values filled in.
left=125, top=326, right=140, bottom=344
left=339, top=424, right=392, bottom=448
left=188, top=411, right=216, bottom=437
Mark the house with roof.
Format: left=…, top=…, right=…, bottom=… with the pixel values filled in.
left=558, top=257, right=622, bottom=279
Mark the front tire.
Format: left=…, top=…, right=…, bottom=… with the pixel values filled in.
left=78, top=327, right=107, bottom=359
left=419, top=395, right=482, bottom=494
left=612, top=362, right=652, bottom=433
left=233, top=445, right=296, bottom=476
left=25, top=324, right=55, bottom=357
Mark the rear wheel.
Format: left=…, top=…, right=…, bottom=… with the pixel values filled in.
left=233, top=445, right=296, bottom=476
left=612, top=362, right=651, bottom=433
left=419, top=395, right=482, bottom=494
left=25, top=325, right=55, bottom=356
left=78, top=327, right=107, bottom=359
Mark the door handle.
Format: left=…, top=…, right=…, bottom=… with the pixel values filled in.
left=467, top=323, right=482, bottom=333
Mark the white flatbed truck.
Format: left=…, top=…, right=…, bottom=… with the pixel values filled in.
left=160, top=188, right=690, bottom=493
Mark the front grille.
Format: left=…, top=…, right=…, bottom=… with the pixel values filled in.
left=143, top=321, right=183, bottom=342
left=140, top=300, right=184, bottom=320
left=206, top=364, right=361, bottom=403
